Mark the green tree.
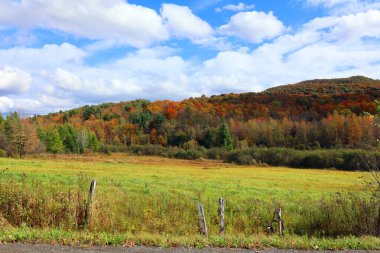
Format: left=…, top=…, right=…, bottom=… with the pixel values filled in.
left=43, top=128, right=64, bottom=154
left=58, top=124, right=78, bottom=153
left=4, top=112, right=30, bottom=158
left=203, top=129, right=214, bottom=148
left=88, top=131, right=100, bottom=152
left=129, top=111, right=151, bottom=130
left=216, top=123, right=233, bottom=150
left=83, top=105, right=101, bottom=120
left=77, top=129, right=99, bottom=153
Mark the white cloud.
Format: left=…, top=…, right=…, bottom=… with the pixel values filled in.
left=0, top=1, right=220, bottom=48
left=0, top=8, right=379, bottom=115
left=218, top=11, right=286, bottom=43
left=305, top=0, right=380, bottom=15
left=0, top=0, right=168, bottom=48
left=0, top=96, right=41, bottom=115
left=161, top=4, right=214, bottom=43
left=52, top=68, right=83, bottom=91
left=215, top=2, right=255, bottom=12
left=304, top=10, right=380, bottom=42
left=197, top=9, right=380, bottom=90
left=306, top=0, right=356, bottom=7
left=42, top=46, right=197, bottom=104
left=0, top=67, right=32, bottom=95
left=0, top=43, right=84, bottom=72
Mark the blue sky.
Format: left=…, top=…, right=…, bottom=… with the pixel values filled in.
left=0, top=0, right=379, bottom=115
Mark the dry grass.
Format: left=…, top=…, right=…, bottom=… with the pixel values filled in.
left=0, top=154, right=376, bottom=238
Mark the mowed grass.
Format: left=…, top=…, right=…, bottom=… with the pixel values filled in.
left=1, top=154, right=378, bottom=250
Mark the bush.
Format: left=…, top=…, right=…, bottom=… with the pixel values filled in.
left=99, top=144, right=111, bottom=155
left=205, top=147, right=228, bottom=160
left=237, top=154, right=256, bottom=165
left=294, top=193, right=379, bottom=237
left=223, top=147, right=380, bottom=170
left=172, top=149, right=202, bottom=160
left=129, top=145, right=167, bottom=156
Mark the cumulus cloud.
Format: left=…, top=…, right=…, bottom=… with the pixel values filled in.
left=0, top=43, right=84, bottom=72
left=0, top=96, right=41, bottom=115
left=161, top=4, right=214, bottom=44
left=198, top=9, right=380, bottom=90
left=304, top=10, right=380, bottom=42
left=218, top=11, right=286, bottom=43
left=306, top=0, right=356, bottom=7
left=0, top=0, right=168, bottom=48
left=215, top=2, right=255, bottom=12
left=42, top=46, right=197, bottom=104
left=0, top=67, right=32, bottom=95
left=0, top=7, right=379, bottom=115
left=305, top=0, right=380, bottom=15
left=0, top=1, right=220, bottom=48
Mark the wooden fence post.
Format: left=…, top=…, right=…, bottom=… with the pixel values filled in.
left=278, top=208, right=284, bottom=236
left=84, top=179, right=96, bottom=226
left=197, top=202, right=208, bottom=236
left=266, top=208, right=284, bottom=236
left=218, top=198, right=225, bottom=235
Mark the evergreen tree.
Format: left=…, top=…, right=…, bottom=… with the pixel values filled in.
left=58, top=124, right=78, bottom=153
left=4, top=112, right=29, bottom=157
left=216, top=123, right=233, bottom=150
left=44, top=128, right=64, bottom=154
left=203, top=129, right=214, bottom=148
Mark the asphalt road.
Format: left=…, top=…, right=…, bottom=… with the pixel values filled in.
left=0, top=244, right=378, bottom=253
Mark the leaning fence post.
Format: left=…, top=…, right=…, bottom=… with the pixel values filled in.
left=84, top=179, right=96, bottom=226
left=266, top=208, right=284, bottom=236
left=218, top=198, right=225, bottom=235
left=197, top=202, right=208, bottom=236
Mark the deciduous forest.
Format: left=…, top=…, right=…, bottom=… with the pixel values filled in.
left=1, top=76, right=380, bottom=169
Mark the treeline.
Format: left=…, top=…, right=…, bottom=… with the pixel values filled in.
left=1, top=76, right=380, bottom=166
left=2, top=104, right=380, bottom=160
left=0, top=113, right=99, bottom=157
left=31, top=76, right=380, bottom=153
left=39, top=104, right=380, bottom=151
left=121, top=145, right=377, bottom=171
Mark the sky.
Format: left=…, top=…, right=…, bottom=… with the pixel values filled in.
left=0, top=0, right=380, bottom=115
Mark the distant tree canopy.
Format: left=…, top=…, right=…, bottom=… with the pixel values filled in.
left=1, top=76, right=380, bottom=157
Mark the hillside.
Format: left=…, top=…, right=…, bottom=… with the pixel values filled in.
left=265, top=75, right=380, bottom=95
left=43, top=75, right=380, bottom=123
left=2, top=76, right=380, bottom=158
left=203, top=76, right=380, bottom=120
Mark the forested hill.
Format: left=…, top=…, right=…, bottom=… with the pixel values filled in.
left=2, top=75, right=380, bottom=158
left=198, top=75, right=380, bottom=120
left=264, top=75, right=380, bottom=95
left=46, top=75, right=380, bottom=123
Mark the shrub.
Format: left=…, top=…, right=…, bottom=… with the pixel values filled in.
left=172, top=149, right=202, bottom=160
left=129, top=145, right=167, bottom=156
left=206, top=147, right=228, bottom=160
left=223, top=147, right=380, bottom=170
left=99, top=144, right=111, bottom=155
left=293, top=193, right=379, bottom=237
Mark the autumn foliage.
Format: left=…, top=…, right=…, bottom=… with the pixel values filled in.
left=1, top=76, right=380, bottom=158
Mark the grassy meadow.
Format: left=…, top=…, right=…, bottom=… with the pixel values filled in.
left=0, top=154, right=379, bottom=249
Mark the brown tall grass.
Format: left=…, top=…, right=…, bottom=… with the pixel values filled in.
left=0, top=172, right=378, bottom=237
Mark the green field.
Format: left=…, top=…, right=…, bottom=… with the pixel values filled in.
left=0, top=154, right=379, bottom=249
